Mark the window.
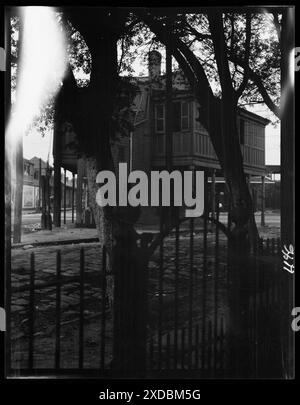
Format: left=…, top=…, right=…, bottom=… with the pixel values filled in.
left=172, top=101, right=189, bottom=131
left=155, top=101, right=190, bottom=133
left=172, top=101, right=181, bottom=132
left=239, top=118, right=245, bottom=145
left=181, top=101, right=189, bottom=130
left=155, top=104, right=165, bottom=132
left=24, top=163, right=31, bottom=176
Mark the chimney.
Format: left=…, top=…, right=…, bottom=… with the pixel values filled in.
left=148, top=50, right=162, bottom=81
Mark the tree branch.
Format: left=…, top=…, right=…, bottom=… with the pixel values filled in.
left=207, top=10, right=234, bottom=99
left=229, top=55, right=281, bottom=118
left=183, top=20, right=212, bottom=41
left=117, top=37, right=125, bottom=74
left=230, top=14, right=235, bottom=56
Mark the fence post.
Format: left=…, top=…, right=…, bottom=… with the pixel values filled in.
left=72, top=173, right=75, bottom=223
left=100, top=246, right=107, bottom=370
left=79, top=248, right=84, bottom=369
left=261, top=175, right=265, bottom=226
left=28, top=253, right=35, bottom=370
left=53, top=116, right=61, bottom=227
left=55, top=250, right=61, bottom=370
left=64, top=169, right=67, bottom=225
left=40, top=176, right=47, bottom=229
left=227, top=210, right=252, bottom=377
left=112, top=208, right=148, bottom=377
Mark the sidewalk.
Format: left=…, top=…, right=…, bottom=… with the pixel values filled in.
left=12, top=211, right=280, bottom=249
left=13, top=221, right=202, bottom=248
left=13, top=225, right=99, bottom=248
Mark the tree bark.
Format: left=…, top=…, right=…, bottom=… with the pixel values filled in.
left=85, top=156, right=114, bottom=307
left=60, top=10, right=119, bottom=307
left=208, top=11, right=257, bottom=246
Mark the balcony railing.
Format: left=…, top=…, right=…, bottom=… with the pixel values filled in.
left=152, top=130, right=265, bottom=169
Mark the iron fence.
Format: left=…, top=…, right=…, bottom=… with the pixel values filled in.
left=7, top=212, right=285, bottom=378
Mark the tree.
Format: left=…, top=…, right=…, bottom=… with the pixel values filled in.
left=58, top=8, right=149, bottom=375
left=132, top=10, right=253, bottom=249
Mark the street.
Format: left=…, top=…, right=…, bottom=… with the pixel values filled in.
left=19, top=210, right=280, bottom=228
left=21, top=210, right=74, bottom=226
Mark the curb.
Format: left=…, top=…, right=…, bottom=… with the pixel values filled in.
left=12, top=237, right=100, bottom=249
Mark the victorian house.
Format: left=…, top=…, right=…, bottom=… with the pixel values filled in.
left=54, top=50, right=270, bottom=226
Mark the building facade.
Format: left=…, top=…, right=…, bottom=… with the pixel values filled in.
left=111, top=51, right=269, bottom=221
left=17, top=157, right=75, bottom=210
left=127, top=51, right=269, bottom=177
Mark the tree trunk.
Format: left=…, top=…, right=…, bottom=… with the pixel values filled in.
left=208, top=96, right=257, bottom=249
left=61, top=9, right=149, bottom=373
left=139, top=12, right=258, bottom=247
left=85, top=156, right=114, bottom=308
left=207, top=10, right=257, bottom=249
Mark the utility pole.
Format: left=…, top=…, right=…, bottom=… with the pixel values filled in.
left=13, top=134, right=23, bottom=243
left=41, top=175, right=47, bottom=229
left=38, top=158, right=42, bottom=211
left=46, top=163, right=52, bottom=230
left=72, top=172, right=75, bottom=223
left=76, top=158, right=84, bottom=226
left=64, top=168, right=67, bottom=225
left=211, top=169, right=216, bottom=219
left=53, top=120, right=61, bottom=227
left=165, top=28, right=174, bottom=226
left=261, top=175, right=265, bottom=226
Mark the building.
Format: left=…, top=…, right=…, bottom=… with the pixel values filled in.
left=54, top=50, right=270, bottom=226
left=17, top=157, right=75, bottom=211
left=130, top=51, right=268, bottom=171
left=112, top=51, right=270, bottom=222
left=22, top=158, right=39, bottom=209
